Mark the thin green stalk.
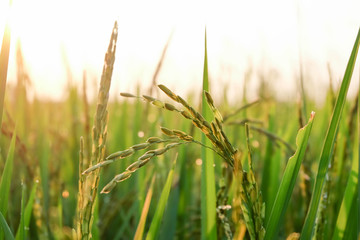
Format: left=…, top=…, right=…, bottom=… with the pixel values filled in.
left=250, top=125, right=295, bottom=154
left=15, top=182, right=37, bottom=240
left=200, top=29, right=217, bottom=240
left=242, top=124, right=265, bottom=240
left=78, top=22, right=118, bottom=240
left=262, top=108, right=277, bottom=224
left=300, top=28, right=360, bottom=239
left=18, top=182, right=25, bottom=240
left=148, top=31, right=173, bottom=97
left=296, top=1, right=307, bottom=123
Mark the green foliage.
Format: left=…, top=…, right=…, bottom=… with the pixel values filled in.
left=301, top=28, right=360, bottom=239
left=0, top=211, right=14, bottom=240
left=265, top=112, right=315, bottom=239
left=0, top=129, right=16, bottom=217
left=15, top=182, right=37, bottom=240
left=145, top=156, right=177, bottom=240
left=332, top=112, right=358, bottom=239
left=201, top=29, right=217, bottom=240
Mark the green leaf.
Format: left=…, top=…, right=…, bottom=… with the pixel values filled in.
left=201, top=28, right=217, bottom=240
left=261, top=107, right=281, bottom=224
left=145, top=156, right=177, bottom=240
left=300, top=28, right=360, bottom=239
left=15, top=181, right=37, bottom=240
left=264, top=112, right=315, bottom=239
left=177, top=145, right=195, bottom=240
left=358, top=79, right=360, bottom=239
left=0, top=211, right=14, bottom=240
left=0, top=129, right=16, bottom=216
left=332, top=108, right=359, bottom=239
left=19, top=183, right=25, bottom=240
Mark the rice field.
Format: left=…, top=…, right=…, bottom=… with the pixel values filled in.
left=0, top=21, right=359, bottom=239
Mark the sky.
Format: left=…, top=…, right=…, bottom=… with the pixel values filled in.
left=0, top=0, right=359, bottom=103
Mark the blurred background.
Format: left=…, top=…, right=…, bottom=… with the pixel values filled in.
left=0, top=0, right=359, bottom=103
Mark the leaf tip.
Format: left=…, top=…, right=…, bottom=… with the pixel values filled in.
left=310, top=111, right=316, bottom=120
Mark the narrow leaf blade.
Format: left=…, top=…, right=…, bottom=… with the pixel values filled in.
left=16, top=181, right=38, bottom=240
left=145, top=156, right=177, bottom=240
left=201, top=28, right=217, bottom=240
left=332, top=107, right=359, bottom=239
left=301, top=28, right=360, bottom=239
left=265, top=112, right=315, bottom=239
left=0, top=130, right=17, bottom=216
left=0, top=211, right=14, bottom=240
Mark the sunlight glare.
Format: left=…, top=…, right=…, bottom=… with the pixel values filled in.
left=0, top=0, right=359, bottom=102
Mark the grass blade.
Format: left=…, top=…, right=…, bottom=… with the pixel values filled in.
left=261, top=107, right=282, bottom=224
left=0, top=129, right=16, bottom=216
left=332, top=104, right=359, bottom=239
left=0, top=211, right=14, bottom=240
left=17, top=183, right=25, bottom=240
left=201, top=29, right=217, bottom=240
left=177, top=145, right=195, bottom=239
left=145, top=155, right=177, bottom=240
left=134, top=176, right=155, bottom=240
left=264, top=112, right=315, bottom=239
left=15, top=181, right=37, bottom=240
left=300, top=28, right=360, bottom=239
left=358, top=74, right=360, bottom=239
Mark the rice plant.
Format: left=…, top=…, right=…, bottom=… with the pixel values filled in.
left=0, top=17, right=359, bottom=240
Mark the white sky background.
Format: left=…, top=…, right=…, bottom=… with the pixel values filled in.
left=0, top=0, right=359, bottom=103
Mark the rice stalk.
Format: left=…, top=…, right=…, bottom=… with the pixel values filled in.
left=77, top=21, right=118, bottom=240
left=238, top=123, right=265, bottom=240
left=223, top=99, right=260, bottom=122
left=148, top=31, right=173, bottom=98
left=98, top=83, right=269, bottom=238
left=248, top=126, right=295, bottom=154
left=98, top=140, right=183, bottom=194
left=216, top=178, right=232, bottom=239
